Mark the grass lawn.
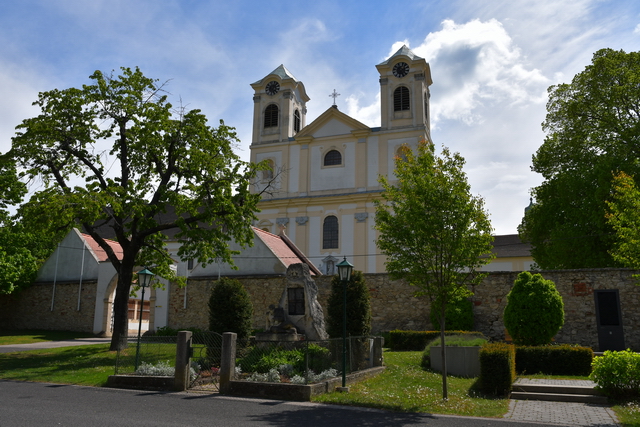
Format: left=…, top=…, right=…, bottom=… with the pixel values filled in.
left=313, top=351, right=509, bottom=417
left=0, top=330, right=95, bottom=345
left=0, top=344, right=115, bottom=386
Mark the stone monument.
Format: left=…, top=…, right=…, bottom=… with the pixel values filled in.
left=258, top=263, right=329, bottom=341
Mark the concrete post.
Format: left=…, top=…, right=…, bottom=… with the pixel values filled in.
left=372, top=336, right=384, bottom=367
left=219, top=332, right=237, bottom=394
left=174, top=330, right=192, bottom=391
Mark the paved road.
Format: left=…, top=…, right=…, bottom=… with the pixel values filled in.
left=0, top=380, right=552, bottom=427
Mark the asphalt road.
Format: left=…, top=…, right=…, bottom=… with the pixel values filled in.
left=0, top=380, right=555, bottom=427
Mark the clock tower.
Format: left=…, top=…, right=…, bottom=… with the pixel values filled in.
left=250, top=65, right=310, bottom=145
left=376, top=45, right=432, bottom=134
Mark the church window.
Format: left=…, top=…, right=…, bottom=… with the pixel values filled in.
left=288, top=288, right=305, bottom=315
left=324, top=150, right=342, bottom=166
left=396, top=145, right=410, bottom=162
left=294, top=109, right=301, bottom=133
left=262, top=159, right=275, bottom=181
left=264, top=104, right=279, bottom=128
left=323, top=215, right=339, bottom=249
left=393, top=86, right=410, bottom=111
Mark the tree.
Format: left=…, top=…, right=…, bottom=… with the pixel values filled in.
left=8, top=67, right=265, bottom=350
left=374, top=140, right=494, bottom=399
left=503, top=271, right=564, bottom=346
left=0, top=158, right=61, bottom=294
left=606, top=171, right=640, bottom=276
left=326, top=270, right=372, bottom=339
left=520, top=48, right=640, bottom=269
left=208, top=277, right=253, bottom=343
left=429, top=294, right=474, bottom=331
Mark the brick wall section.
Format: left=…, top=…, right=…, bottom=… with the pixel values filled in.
left=0, top=282, right=97, bottom=332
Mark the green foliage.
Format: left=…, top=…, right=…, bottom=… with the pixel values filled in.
left=208, top=277, right=253, bottom=342
left=503, top=272, right=564, bottom=346
left=375, top=141, right=494, bottom=307
left=606, top=172, right=640, bottom=277
left=590, top=349, right=640, bottom=399
left=326, top=270, right=372, bottom=338
left=238, top=343, right=331, bottom=375
left=515, top=345, right=593, bottom=376
left=387, top=330, right=485, bottom=351
left=7, top=66, right=265, bottom=349
left=430, top=295, right=474, bottom=331
left=478, top=343, right=516, bottom=396
left=421, top=334, right=488, bottom=369
left=520, top=48, right=640, bottom=269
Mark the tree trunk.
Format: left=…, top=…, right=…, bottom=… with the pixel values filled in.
left=440, top=302, right=448, bottom=400
left=109, top=264, right=135, bottom=351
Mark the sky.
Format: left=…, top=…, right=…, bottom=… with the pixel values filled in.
left=0, top=0, right=638, bottom=235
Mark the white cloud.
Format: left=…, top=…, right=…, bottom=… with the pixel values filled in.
left=413, top=19, right=549, bottom=126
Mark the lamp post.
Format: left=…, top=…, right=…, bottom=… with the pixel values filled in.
left=134, top=268, right=154, bottom=371
left=336, top=256, right=353, bottom=390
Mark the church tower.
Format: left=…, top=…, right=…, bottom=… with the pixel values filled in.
left=250, top=65, right=310, bottom=145
left=375, top=45, right=432, bottom=136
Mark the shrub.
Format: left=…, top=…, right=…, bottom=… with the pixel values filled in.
left=326, top=270, right=372, bottom=338
left=208, top=277, right=253, bottom=342
left=516, top=345, right=593, bottom=376
left=503, top=271, right=564, bottom=346
left=430, top=295, right=474, bottom=331
left=479, top=342, right=516, bottom=396
left=590, top=349, right=640, bottom=399
left=387, top=330, right=485, bottom=351
left=238, top=343, right=331, bottom=376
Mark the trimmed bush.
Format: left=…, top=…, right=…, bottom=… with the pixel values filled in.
left=326, top=270, right=372, bottom=338
left=590, top=349, right=640, bottom=399
left=387, top=330, right=485, bottom=351
left=479, top=342, right=516, bottom=396
left=516, top=345, right=593, bottom=376
left=430, top=295, right=474, bottom=331
left=208, top=277, right=253, bottom=343
left=503, top=271, right=564, bottom=346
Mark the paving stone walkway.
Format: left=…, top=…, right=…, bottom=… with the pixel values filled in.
left=505, top=379, right=620, bottom=426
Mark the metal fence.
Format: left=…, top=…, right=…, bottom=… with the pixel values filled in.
left=115, top=336, right=178, bottom=375
left=235, top=336, right=376, bottom=385
left=189, top=331, right=223, bottom=391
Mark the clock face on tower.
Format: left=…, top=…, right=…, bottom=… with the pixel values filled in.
left=265, top=81, right=280, bottom=96
left=392, top=62, right=410, bottom=78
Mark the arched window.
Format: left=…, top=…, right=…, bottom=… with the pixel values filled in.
left=396, top=145, right=410, bottom=162
left=264, top=104, right=279, bottom=128
left=323, top=216, right=339, bottom=249
left=294, top=109, right=301, bottom=133
left=393, top=86, right=410, bottom=111
left=323, top=150, right=342, bottom=166
left=262, top=159, right=275, bottom=181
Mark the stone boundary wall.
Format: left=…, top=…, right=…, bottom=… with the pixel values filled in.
left=0, top=281, right=97, bottom=332
left=169, top=269, right=640, bottom=350
left=3, top=269, right=640, bottom=351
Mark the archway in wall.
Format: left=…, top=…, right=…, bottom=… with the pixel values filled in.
left=99, top=272, right=158, bottom=337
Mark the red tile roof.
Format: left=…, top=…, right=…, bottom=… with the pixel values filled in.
left=81, top=233, right=124, bottom=262
left=252, top=227, right=321, bottom=275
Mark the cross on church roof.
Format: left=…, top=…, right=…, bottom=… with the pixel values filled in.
left=329, top=89, right=340, bottom=106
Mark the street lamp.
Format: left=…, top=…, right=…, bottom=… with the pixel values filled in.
left=134, top=267, right=154, bottom=371
left=336, top=256, right=353, bottom=390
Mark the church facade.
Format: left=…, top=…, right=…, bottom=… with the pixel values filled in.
left=249, top=46, right=432, bottom=274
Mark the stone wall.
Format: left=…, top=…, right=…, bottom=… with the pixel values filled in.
left=169, top=269, right=640, bottom=351
left=4, top=269, right=640, bottom=351
left=0, top=281, right=97, bottom=332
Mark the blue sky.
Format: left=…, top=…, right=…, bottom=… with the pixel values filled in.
left=1, top=0, right=639, bottom=235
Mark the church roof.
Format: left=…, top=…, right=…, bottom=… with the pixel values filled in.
left=294, top=105, right=370, bottom=140
left=252, top=64, right=299, bottom=85
left=377, top=44, right=423, bottom=66
left=81, top=232, right=124, bottom=262
left=491, top=234, right=532, bottom=258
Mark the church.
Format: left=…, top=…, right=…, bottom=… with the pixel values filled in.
left=249, top=45, right=432, bottom=274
